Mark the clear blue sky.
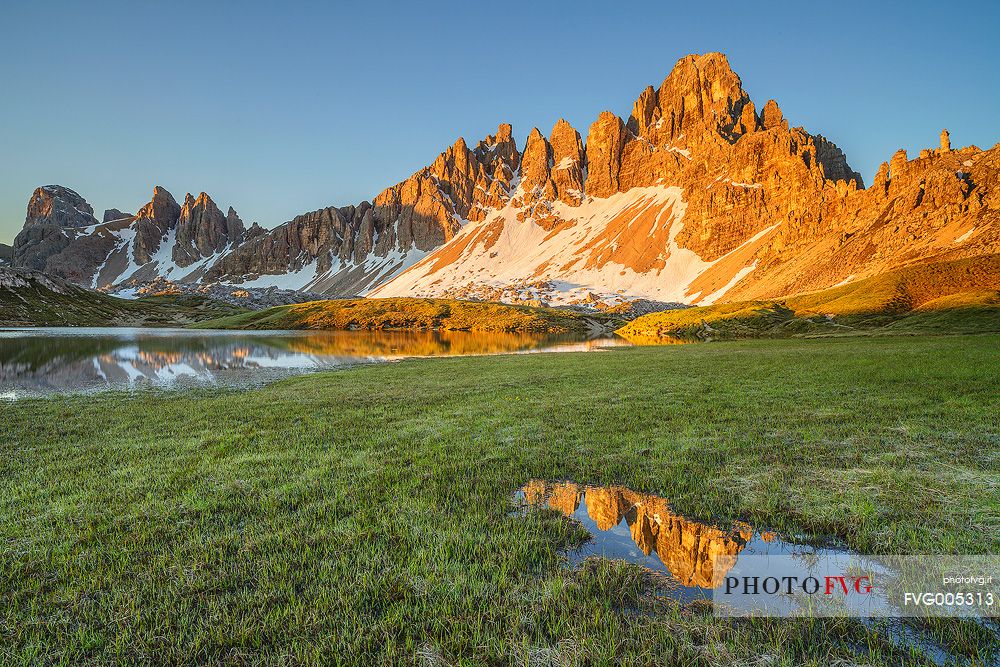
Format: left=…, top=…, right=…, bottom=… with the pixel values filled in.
left=2, top=0, right=998, bottom=244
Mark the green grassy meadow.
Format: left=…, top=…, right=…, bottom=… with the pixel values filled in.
left=192, top=297, right=615, bottom=334
left=0, top=282, right=245, bottom=327
left=2, top=335, right=998, bottom=665
left=618, top=255, right=1000, bottom=342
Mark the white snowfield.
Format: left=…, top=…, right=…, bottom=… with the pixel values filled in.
left=77, top=181, right=778, bottom=307
left=85, top=223, right=233, bottom=290
left=237, top=244, right=428, bottom=294
left=370, top=183, right=773, bottom=306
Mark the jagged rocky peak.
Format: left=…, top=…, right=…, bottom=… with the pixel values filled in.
left=627, top=52, right=751, bottom=147
left=0, top=243, right=12, bottom=266
left=103, top=208, right=133, bottom=223
left=760, top=99, right=785, bottom=130
left=520, top=128, right=555, bottom=199
left=13, top=185, right=104, bottom=276
left=173, top=192, right=244, bottom=267
left=473, top=122, right=521, bottom=178
left=370, top=126, right=518, bottom=251
left=610, top=52, right=863, bottom=191
left=469, top=123, right=523, bottom=214
left=244, top=221, right=266, bottom=240
left=549, top=119, right=585, bottom=205
left=585, top=111, right=627, bottom=198
left=940, top=128, right=951, bottom=152
left=226, top=207, right=244, bottom=234
left=132, top=186, right=182, bottom=265
left=812, top=135, right=863, bottom=186
left=427, top=136, right=484, bottom=219
left=25, top=185, right=98, bottom=228
left=134, top=186, right=181, bottom=224
left=509, top=120, right=586, bottom=206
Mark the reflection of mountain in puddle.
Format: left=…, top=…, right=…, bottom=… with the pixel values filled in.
left=521, top=480, right=754, bottom=588
left=520, top=480, right=995, bottom=664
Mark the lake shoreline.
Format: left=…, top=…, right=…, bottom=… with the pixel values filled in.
left=0, top=326, right=626, bottom=399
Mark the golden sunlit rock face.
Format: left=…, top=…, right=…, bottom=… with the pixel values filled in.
left=372, top=52, right=1000, bottom=306
left=521, top=480, right=749, bottom=588
left=12, top=52, right=998, bottom=303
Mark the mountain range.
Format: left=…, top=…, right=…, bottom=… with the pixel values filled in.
left=8, top=53, right=998, bottom=307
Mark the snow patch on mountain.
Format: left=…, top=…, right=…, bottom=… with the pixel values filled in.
left=229, top=244, right=429, bottom=295
left=699, top=261, right=758, bottom=305
left=88, top=225, right=235, bottom=291
left=371, top=184, right=773, bottom=306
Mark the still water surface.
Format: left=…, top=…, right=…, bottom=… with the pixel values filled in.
left=0, top=327, right=628, bottom=398
left=518, top=480, right=999, bottom=665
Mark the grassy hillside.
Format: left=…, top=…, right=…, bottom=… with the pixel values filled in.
left=2, top=336, right=997, bottom=664
left=194, top=297, right=614, bottom=333
left=0, top=268, right=245, bottom=326
left=619, top=255, right=1000, bottom=342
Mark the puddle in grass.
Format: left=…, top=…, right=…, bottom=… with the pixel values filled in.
left=516, top=480, right=801, bottom=604
left=516, top=480, right=1000, bottom=666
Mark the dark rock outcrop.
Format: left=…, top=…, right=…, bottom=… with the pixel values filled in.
left=132, top=186, right=182, bottom=265
left=13, top=186, right=100, bottom=274
left=24, top=185, right=98, bottom=229
left=103, top=208, right=132, bottom=222
left=204, top=201, right=389, bottom=292
left=173, top=193, right=244, bottom=267
left=11, top=185, right=244, bottom=286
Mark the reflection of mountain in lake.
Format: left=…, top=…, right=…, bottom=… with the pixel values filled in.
left=0, top=336, right=316, bottom=394
left=521, top=480, right=757, bottom=588
left=281, top=330, right=556, bottom=357
left=0, top=328, right=624, bottom=397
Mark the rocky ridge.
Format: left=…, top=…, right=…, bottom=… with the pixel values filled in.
left=0, top=265, right=243, bottom=327
left=106, top=276, right=329, bottom=310
left=0, top=265, right=80, bottom=295
left=373, top=53, right=998, bottom=304
left=11, top=186, right=248, bottom=289
left=9, top=52, right=999, bottom=306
